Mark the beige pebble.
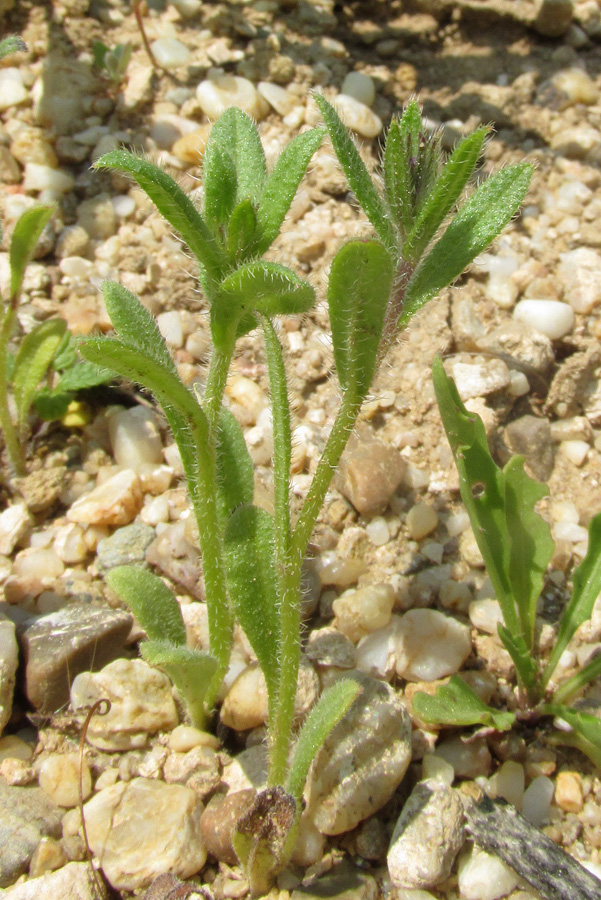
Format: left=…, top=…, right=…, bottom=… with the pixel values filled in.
left=333, top=584, right=395, bottom=644
left=38, top=753, right=92, bottom=807
left=406, top=502, right=438, bottom=540
left=67, top=469, right=143, bottom=526
left=172, top=126, right=212, bottom=165
left=554, top=770, right=583, bottom=813
left=168, top=724, right=220, bottom=752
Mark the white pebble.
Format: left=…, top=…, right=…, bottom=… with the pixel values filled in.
left=341, top=72, right=376, bottom=107
left=0, top=503, right=32, bottom=556
left=157, top=310, right=184, bottom=348
left=39, top=753, right=92, bottom=807
left=421, top=753, right=455, bottom=787
left=406, top=502, right=438, bottom=540
left=333, top=94, right=383, bottom=138
left=513, top=299, right=574, bottom=340
left=111, top=195, right=136, bottom=218
left=23, top=163, right=74, bottom=194
left=395, top=609, right=471, bottom=681
left=366, top=516, right=390, bottom=546
left=58, top=256, right=94, bottom=281
left=196, top=72, right=269, bottom=121
left=553, top=520, right=589, bottom=543
left=446, top=510, right=470, bottom=537
left=356, top=621, right=398, bottom=680
left=0, top=68, right=28, bottom=110
left=486, top=761, right=524, bottom=811
left=140, top=495, right=170, bottom=526
left=170, top=0, right=202, bottom=15
left=257, top=82, right=297, bottom=116
left=13, top=547, right=64, bottom=581
left=458, top=846, right=519, bottom=900
left=559, top=439, right=589, bottom=466
left=151, top=38, right=191, bottom=69
left=522, top=775, right=554, bottom=827
left=558, top=248, right=601, bottom=314
left=53, top=523, right=88, bottom=564
left=334, top=584, right=395, bottom=644
left=108, top=407, right=164, bottom=470
left=486, top=273, right=518, bottom=309
left=469, top=598, right=503, bottom=635
left=507, top=370, right=530, bottom=397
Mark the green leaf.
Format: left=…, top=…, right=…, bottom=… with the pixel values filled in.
left=51, top=332, right=78, bottom=371
left=203, top=141, right=238, bottom=236
left=93, top=152, right=225, bottom=283
left=313, top=92, right=396, bottom=252
left=412, top=675, right=515, bottom=731
left=33, top=388, right=73, bottom=421
left=401, top=162, right=533, bottom=324
left=12, top=318, right=66, bottom=433
left=216, top=406, right=254, bottom=525
left=92, top=40, right=109, bottom=68
left=286, top=678, right=362, bottom=804
left=403, top=126, right=490, bottom=263
left=498, top=624, right=539, bottom=695
left=327, top=240, right=394, bottom=401
left=54, top=359, right=113, bottom=392
left=0, top=35, right=27, bottom=61
left=204, top=107, right=266, bottom=208
left=554, top=652, right=601, bottom=706
left=224, top=505, right=280, bottom=699
left=255, top=127, right=325, bottom=255
left=101, top=281, right=177, bottom=374
left=9, top=206, right=53, bottom=302
left=141, top=641, right=218, bottom=729
left=106, top=565, right=187, bottom=645
left=227, top=199, right=258, bottom=263
left=383, top=117, right=414, bottom=239
left=544, top=704, right=601, bottom=770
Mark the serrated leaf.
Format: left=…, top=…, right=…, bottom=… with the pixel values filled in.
left=93, top=151, right=225, bottom=283
left=224, top=505, right=280, bottom=699
left=12, top=318, right=66, bottom=433
left=141, top=640, right=218, bottom=729
left=287, top=678, right=362, bottom=803
left=403, top=126, right=490, bottom=263
left=313, top=93, right=396, bottom=252
left=106, top=565, right=187, bottom=645
left=401, top=162, right=533, bottom=324
left=412, top=675, right=515, bottom=731
left=204, top=107, right=266, bottom=208
left=255, top=127, right=325, bottom=255
left=544, top=512, right=601, bottom=686
left=33, top=388, right=73, bottom=421
left=227, top=199, right=258, bottom=263
left=101, top=281, right=177, bottom=374
left=203, top=141, right=238, bottom=236
left=216, top=406, right=254, bottom=525
left=9, top=206, right=53, bottom=302
left=327, top=240, right=393, bottom=400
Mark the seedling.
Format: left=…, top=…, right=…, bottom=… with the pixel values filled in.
left=92, top=40, right=133, bottom=86
left=413, top=358, right=601, bottom=767
left=81, top=100, right=532, bottom=891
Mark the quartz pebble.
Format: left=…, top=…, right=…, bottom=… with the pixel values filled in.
left=108, top=407, right=163, bottom=470
left=0, top=615, right=17, bottom=735
left=486, top=761, right=524, bottom=811
left=552, top=67, right=599, bottom=108
left=366, top=516, right=390, bottom=546
left=67, top=469, right=143, bottom=526
left=333, top=584, right=395, bottom=643
left=221, top=658, right=318, bottom=730
left=559, top=439, right=589, bottom=466
left=0, top=503, right=32, bottom=555
left=406, top=502, right=438, bottom=540
left=38, top=753, right=91, bottom=807
left=558, top=248, right=601, bottom=314
left=448, top=360, right=510, bottom=400
left=522, top=775, right=554, bottom=827
left=457, top=846, right=519, bottom=900
left=341, top=72, right=376, bottom=107
left=196, top=73, right=269, bottom=121
left=0, top=68, right=28, bottom=110
left=554, top=770, right=583, bottom=813
left=258, top=81, right=297, bottom=116
left=332, top=94, right=383, bottom=138
left=82, top=778, right=206, bottom=891
left=150, top=38, right=191, bottom=69
left=23, top=163, right=74, bottom=194
left=2, top=862, right=97, bottom=900
left=394, top=609, right=471, bottom=681
left=513, top=299, right=574, bottom=340
left=168, top=724, right=220, bottom=752
left=436, top=736, right=491, bottom=778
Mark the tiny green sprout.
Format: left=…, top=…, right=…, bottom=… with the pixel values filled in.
left=82, top=100, right=534, bottom=893
left=92, top=40, right=133, bottom=86
left=413, top=357, right=601, bottom=769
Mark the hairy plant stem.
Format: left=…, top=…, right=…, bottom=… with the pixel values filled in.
left=0, top=304, right=24, bottom=477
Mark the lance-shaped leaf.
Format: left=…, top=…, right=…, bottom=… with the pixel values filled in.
left=232, top=787, right=296, bottom=898
left=141, top=641, right=218, bottom=729
left=224, top=505, right=280, bottom=699
left=403, top=126, right=490, bottom=264
left=216, top=406, right=254, bottom=525
left=255, top=126, right=325, bottom=255
left=497, top=625, right=539, bottom=697
left=93, top=151, right=225, bottom=283
left=101, top=281, right=177, bottom=374
left=203, top=141, right=238, bottom=235
left=553, top=652, right=601, bottom=706
left=313, top=93, right=396, bottom=252
left=384, top=115, right=413, bottom=239
left=12, top=318, right=66, bottom=433
left=205, top=107, right=266, bottom=208
left=401, top=162, right=533, bottom=324
left=286, top=678, right=362, bottom=804
left=327, top=240, right=393, bottom=401
left=9, top=206, right=53, bottom=303
left=227, top=199, right=258, bottom=263
left=412, top=675, right=515, bottom=731
left=106, top=565, right=187, bottom=646
left=544, top=704, right=601, bottom=770
left=543, top=512, right=601, bottom=687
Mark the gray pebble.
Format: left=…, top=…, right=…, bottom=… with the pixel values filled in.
left=96, top=522, right=156, bottom=572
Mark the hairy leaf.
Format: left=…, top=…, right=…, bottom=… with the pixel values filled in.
left=12, top=318, right=66, bottom=432
left=102, top=281, right=177, bottom=374
left=227, top=199, right=258, bottom=263
left=327, top=240, right=394, bottom=401
left=203, top=141, right=238, bottom=235
left=54, top=359, right=113, bottom=392
left=141, top=640, right=218, bottom=729
left=106, top=565, right=187, bottom=645
left=9, top=206, right=53, bottom=303
left=204, top=107, right=266, bottom=208
left=232, top=787, right=296, bottom=898
left=412, top=675, right=515, bottom=731
left=497, top=624, right=539, bottom=696
left=33, top=388, right=72, bottom=421
left=216, top=406, right=254, bottom=525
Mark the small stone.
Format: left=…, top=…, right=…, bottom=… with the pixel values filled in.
left=554, top=770, right=583, bottom=813
left=305, top=627, right=356, bottom=669
left=3, top=861, right=97, bottom=900
left=338, top=433, right=406, bottom=516
left=20, top=603, right=132, bottom=713
left=257, top=81, right=297, bottom=116
left=76, top=194, right=116, bottom=240
left=504, top=415, right=554, bottom=481
left=558, top=248, right=601, bottom=314
left=394, top=609, right=471, bottom=681
left=476, top=321, right=554, bottom=375
left=559, top=439, right=589, bottom=466
left=0, top=503, right=32, bottom=555
left=448, top=359, right=510, bottom=400
left=366, top=516, right=389, bottom=546
left=172, top=125, right=212, bottom=165
left=28, top=835, right=67, bottom=878
left=513, top=299, right=574, bottom=340
left=291, top=867, right=377, bottom=900
left=82, top=777, right=206, bottom=891
left=307, top=673, right=411, bottom=835
left=0, top=68, right=28, bottom=110
left=486, top=761, right=524, bottom=811
left=221, top=657, right=318, bottom=730
left=67, top=469, right=143, bottom=526
left=552, top=67, right=599, bottom=108
left=0, top=778, right=63, bottom=886
left=522, top=775, right=554, bottom=827
left=388, top=781, right=465, bottom=889
left=196, top=73, right=269, bottom=121
left=23, top=163, right=74, bottom=194
left=96, top=522, right=156, bottom=572
left=333, top=584, right=395, bottom=644
left=332, top=94, right=383, bottom=138
left=534, top=0, right=573, bottom=37
left=150, top=38, right=191, bottom=69
left=341, top=72, right=376, bottom=107
left=436, top=736, right=491, bottom=778
left=70, top=658, right=178, bottom=750
left=38, top=753, right=92, bottom=807
left=53, top=523, right=87, bottom=564
left=163, top=745, right=220, bottom=799
left=406, top=502, right=438, bottom=540
left=0, top=146, right=21, bottom=183
left=0, top=736, right=33, bottom=762
left=200, top=789, right=255, bottom=863
left=170, top=0, right=202, bottom=16
left=551, top=125, right=601, bottom=161
left=457, top=845, right=519, bottom=900
left=0, top=615, right=18, bottom=735
left=168, top=725, right=220, bottom=753
left=469, top=598, right=503, bottom=635
left=221, top=744, right=268, bottom=794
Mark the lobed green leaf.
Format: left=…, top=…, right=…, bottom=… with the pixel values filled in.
left=33, top=388, right=73, bottom=421
left=12, top=318, right=66, bottom=433
left=412, top=675, right=515, bottom=731
left=0, top=35, right=27, bottom=62
left=9, top=206, right=53, bottom=303
left=106, top=565, right=187, bottom=645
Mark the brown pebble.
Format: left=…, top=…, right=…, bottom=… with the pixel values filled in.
left=337, top=431, right=406, bottom=517
left=554, top=771, right=584, bottom=813
left=199, top=789, right=256, bottom=864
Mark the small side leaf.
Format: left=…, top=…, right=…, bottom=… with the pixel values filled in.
left=544, top=512, right=601, bottom=686
left=544, top=703, right=601, bottom=770
left=401, top=162, right=533, bottom=323
left=33, top=388, right=73, bottom=421
left=141, top=641, right=218, bottom=730
left=106, top=565, right=187, bottom=645
left=224, top=505, right=280, bottom=699
left=412, top=675, right=515, bottom=731
left=9, top=206, right=53, bottom=302
left=101, top=280, right=177, bottom=374
left=54, top=359, right=113, bottom=392
left=287, top=678, right=362, bottom=804
left=255, top=127, right=325, bottom=254
left=202, top=141, right=238, bottom=235
left=227, top=199, right=258, bottom=263
left=218, top=261, right=315, bottom=318
left=216, top=406, right=254, bottom=525
left=313, top=93, right=396, bottom=251
left=383, top=102, right=421, bottom=239
left=12, top=318, right=66, bottom=432
left=327, top=240, right=394, bottom=401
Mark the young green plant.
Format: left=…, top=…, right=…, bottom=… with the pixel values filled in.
left=81, top=100, right=533, bottom=892
left=413, top=357, right=601, bottom=767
